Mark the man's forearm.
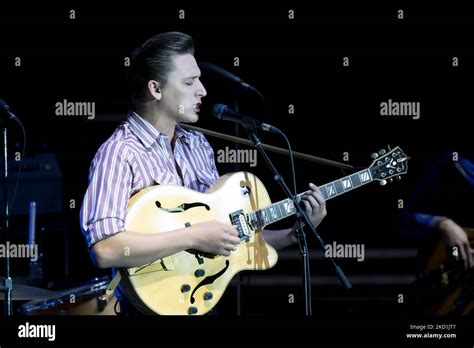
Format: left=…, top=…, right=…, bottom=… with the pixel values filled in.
left=414, top=213, right=448, bottom=229
left=91, top=227, right=196, bottom=268
left=263, top=221, right=300, bottom=250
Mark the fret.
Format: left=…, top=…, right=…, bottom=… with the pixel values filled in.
left=249, top=212, right=257, bottom=228
left=324, top=183, right=337, bottom=199
left=334, top=180, right=344, bottom=194
left=274, top=202, right=280, bottom=221
left=272, top=205, right=277, bottom=221
left=262, top=208, right=268, bottom=225
left=283, top=200, right=295, bottom=215
left=341, top=177, right=352, bottom=191
left=277, top=201, right=284, bottom=219
left=269, top=205, right=277, bottom=221
left=358, top=169, right=371, bottom=183
left=350, top=173, right=361, bottom=187
left=266, top=206, right=272, bottom=224
left=255, top=209, right=262, bottom=229
left=319, top=186, right=328, bottom=199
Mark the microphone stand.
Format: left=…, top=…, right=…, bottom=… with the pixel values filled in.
left=293, top=220, right=312, bottom=315
left=233, top=101, right=243, bottom=316
left=1, top=121, right=13, bottom=315
left=245, top=127, right=352, bottom=315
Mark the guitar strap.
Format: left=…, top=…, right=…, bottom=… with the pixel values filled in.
left=106, top=272, right=121, bottom=296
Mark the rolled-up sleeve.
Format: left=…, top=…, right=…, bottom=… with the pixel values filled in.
left=80, top=141, right=132, bottom=248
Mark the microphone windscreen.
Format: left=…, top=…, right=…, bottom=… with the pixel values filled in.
left=212, top=104, right=228, bottom=119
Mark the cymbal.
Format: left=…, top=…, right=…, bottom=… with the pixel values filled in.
left=0, top=283, right=58, bottom=301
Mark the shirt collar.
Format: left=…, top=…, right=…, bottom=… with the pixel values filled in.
left=126, top=111, right=197, bottom=149
left=175, top=123, right=192, bottom=145
left=126, top=111, right=162, bottom=149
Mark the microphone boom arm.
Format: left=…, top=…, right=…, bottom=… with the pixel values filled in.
left=180, top=123, right=353, bottom=170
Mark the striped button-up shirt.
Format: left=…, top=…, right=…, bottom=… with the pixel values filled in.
left=80, top=112, right=219, bottom=248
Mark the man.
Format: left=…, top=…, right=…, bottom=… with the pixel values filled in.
left=400, top=151, right=474, bottom=316
left=401, top=151, right=474, bottom=270
left=79, top=32, right=327, bottom=314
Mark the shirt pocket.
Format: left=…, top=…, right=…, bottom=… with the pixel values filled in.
left=193, top=169, right=216, bottom=193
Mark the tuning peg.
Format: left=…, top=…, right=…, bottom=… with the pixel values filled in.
left=389, top=178, right=393, bottom=183
left=378, top=149, right=386, bottom=156
left=379, top=179, right=387, bottom=186
left=371, top=152, right=379, bottom=159
left=396, top=175, right=402, bottom=181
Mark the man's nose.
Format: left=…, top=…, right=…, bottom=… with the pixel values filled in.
left=196, top=80, right=207, bottom=97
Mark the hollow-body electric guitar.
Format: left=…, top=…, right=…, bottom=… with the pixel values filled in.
left=119, top=146, right=408, bottom=315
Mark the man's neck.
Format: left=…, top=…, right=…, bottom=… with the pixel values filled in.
left=133, top=102, right=176, bottom=140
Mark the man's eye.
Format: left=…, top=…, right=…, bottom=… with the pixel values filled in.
left=185, top=81, right=193, bottom=85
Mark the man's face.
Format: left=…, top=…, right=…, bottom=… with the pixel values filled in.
left=159, top=54, right=207, bottom=123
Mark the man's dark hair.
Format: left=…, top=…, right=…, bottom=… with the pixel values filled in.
left=129, top=32, right=195, bottom=99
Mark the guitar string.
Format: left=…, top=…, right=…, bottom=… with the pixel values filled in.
left=126, top=153, right=406, bottom=277
left=244, top=152, right=406, bottom=230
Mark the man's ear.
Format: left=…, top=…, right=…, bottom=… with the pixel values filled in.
left=147, top=80, right=162, bottom=101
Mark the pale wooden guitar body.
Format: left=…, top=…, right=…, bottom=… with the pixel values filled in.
left=120, top=172, right=277, bottom=315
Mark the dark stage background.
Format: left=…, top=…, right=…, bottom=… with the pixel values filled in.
left=1, top=2, right=473, bottom=345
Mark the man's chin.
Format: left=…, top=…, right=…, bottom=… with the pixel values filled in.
left=178, top=113, right=199, bottom=124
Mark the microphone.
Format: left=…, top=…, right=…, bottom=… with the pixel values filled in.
left=0, top=98, right=20, bottom=123
left=212, top=104, right=278, bottom=133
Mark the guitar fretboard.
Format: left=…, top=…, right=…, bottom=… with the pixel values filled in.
left=247, top=168, right=373, bottom=229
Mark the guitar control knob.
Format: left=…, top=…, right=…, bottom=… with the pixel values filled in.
left=194, top=269, right=205, bottom=277
left=203, top=292, right=213, bottom=301
left=378, top=149, right=386, bottom=156
left=188, top=306, right=198, bottom=315
left=181, top=284, right=191, bottom=293
left=370, top=153, right=378, bottom=159
left=379, top=179, right=387, bottom=186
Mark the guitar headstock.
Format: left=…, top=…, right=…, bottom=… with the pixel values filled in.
left=369, top=146, right=409, bottom=185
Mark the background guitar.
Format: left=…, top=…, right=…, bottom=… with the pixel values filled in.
left=415, top=228, right=474, bottom=315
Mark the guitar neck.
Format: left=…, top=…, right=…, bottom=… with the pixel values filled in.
left=247, top=168, right=374, bottom=229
